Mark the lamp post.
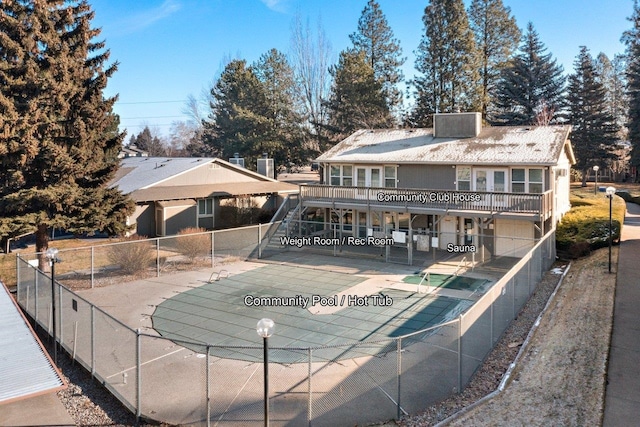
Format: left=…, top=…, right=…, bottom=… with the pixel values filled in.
left=257, top=318, right=275, bottom=427
left=45, top=247, right=60, bottom=365
left=593, top=165, right=600, bottom=195
left=606, top=186, right=616, bottom=273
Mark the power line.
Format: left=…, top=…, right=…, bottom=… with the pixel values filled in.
left=116, top=100, right=186, bottom=105
left=119, top=115, right=186, bottom=120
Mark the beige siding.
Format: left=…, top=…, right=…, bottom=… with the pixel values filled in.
left=157, top=162, right=265, bottom=187
left=164, top=205, right=197, bottom=235
left=495, top=219, right=534, bottom=257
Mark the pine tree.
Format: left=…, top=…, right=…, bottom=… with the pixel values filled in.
left=349, top=0, right=405, bottom=114
left=595, top=53, right=628, bottom=133
left=491, top=23, right=566, bottom=126
left=129, top=126, right=167, bottom=156
left=412, top=0, right=480, bottom=127
left=324, top=49, right=393, bottom=142
left=568, top=47, right=619, bottom=186
left=623, top=0, right=640, bottom=177
left=252, top=49, right=308, bottom=168
left=202, top=59, right=269, bottom=169
left=468, top=0, right=521, bottom=120
left=0, top=0, right=134, bottom=256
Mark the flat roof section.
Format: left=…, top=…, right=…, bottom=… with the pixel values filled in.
left=0, top=281, right=65, bottom=405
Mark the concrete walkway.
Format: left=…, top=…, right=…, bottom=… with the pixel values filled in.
left=603, top=201, right=640, bottom=426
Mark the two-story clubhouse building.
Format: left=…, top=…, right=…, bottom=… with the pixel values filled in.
left=295, top=113, right=574, bottom=264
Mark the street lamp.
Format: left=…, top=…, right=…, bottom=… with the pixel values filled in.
left=45, top=247, right=60, bottom=365
left=606, top=187, right=616, bottom=273
left=256, top=318, right=275, bottom=427
left=593, top=165, right=600, bottom=195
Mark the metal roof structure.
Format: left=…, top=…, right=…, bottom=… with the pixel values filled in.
left=110, top=156, right=280, bottom=195
left=0, top=282, right=65, bottom=404
left=316, top=126, right=574, bottom=166
left=130, top=181, right=299, bottom=202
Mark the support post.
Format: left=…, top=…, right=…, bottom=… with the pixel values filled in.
left=308, top=348, right=312, bottom=427
left=136, top=328, right=142, bottom=422
left=397, top=338, right=402, bottom=420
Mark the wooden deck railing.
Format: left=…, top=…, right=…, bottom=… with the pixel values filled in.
left=300, top=184, right=553, bottom=219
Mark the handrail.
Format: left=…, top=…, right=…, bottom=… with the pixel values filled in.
left=454, top=257, right=468, bottom=277
left=299, top=184, right=552, bottom=216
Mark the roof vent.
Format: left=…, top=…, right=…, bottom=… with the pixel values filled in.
left=433, top=112, right=482, bottom=138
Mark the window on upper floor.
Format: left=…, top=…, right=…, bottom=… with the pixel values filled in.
left=512, top=169, right=526, bottom=193
left=457, top=166, right=471, bottom=191
left=529, top=169, right=543, bottom=193
left=331, top=165, right=353, bottom=186
left=384, top=166, right=396, bottom=188
left=511, top=168, right=544, bottom=193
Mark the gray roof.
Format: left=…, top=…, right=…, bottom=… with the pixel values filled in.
left=130, top=181, right=299, bottom=202
left=317, top=126, right=574, bottom=166
left=110, top=157, right=277, bottom=195
left=0, top=282, right=65, bottom=403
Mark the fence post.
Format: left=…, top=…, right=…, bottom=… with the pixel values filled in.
left=91, top=246, right=95, bottom=289
left=457, top=316, right=462, bottom=392
left=91, top=305, right=95, bottom=377
left=258, top=223, right=262, bottom=259
left=212, top=232, right=215, bottom=267
left=397, top=338, right=402, bottom=420
left=136, top=328, right=141, bottom=422
left=206, top=345, right=211, bottom=427
left=156, top=239, right=160, bottom=277
left=308, top=348, right=312, bottom=427
left=58, top=282, right=63, bottom=352
left=16, top=254, right=21, bottom=302
left=35, top=268, right=39, bottom=325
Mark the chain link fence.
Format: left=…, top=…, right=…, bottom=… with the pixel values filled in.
left=16, top=229, right=555, bottom=426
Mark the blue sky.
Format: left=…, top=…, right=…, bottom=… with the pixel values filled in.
left=89, top=0, right=635, bottom=139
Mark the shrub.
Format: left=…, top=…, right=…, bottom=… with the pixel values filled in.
left=556, top=187, right=625, bottom=259
left=176, top=227, right=211, bottom=262
left=107, top=236, right=155, bottom=275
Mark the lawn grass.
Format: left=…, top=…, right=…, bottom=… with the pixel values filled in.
left=556, top=184, right=627, bottom=258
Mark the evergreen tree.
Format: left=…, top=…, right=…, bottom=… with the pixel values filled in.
left=623, top=0, right=640, bottom=176
left=595, top=53, right=628, bottom=133
left=128, top=126, right=167, bottom=156
left=0, top=0, right=134, bottom=256
left=202, top=59, right=269, bottom=169
left=349, top=0, right=405, bottom=114
left=568, top=47, right=619, bottom=186
left=492, top=23, right=566, bottom=126
left=413, top=0, right=480, bottom=127
left=252, top=49, right=308, bottom=168
left=468, top=0, right=521, bottom=120
left=324, top=49, right=393, bottom=142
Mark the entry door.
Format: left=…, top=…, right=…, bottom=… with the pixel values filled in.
left=356, top=167, right=382, bottom=198
left=474, top=169, right=507, bottom=206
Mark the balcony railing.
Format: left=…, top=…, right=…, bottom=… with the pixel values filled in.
left=300, top=184, right=553, bottom=219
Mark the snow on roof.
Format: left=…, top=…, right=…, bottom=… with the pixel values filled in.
left=317, top=126, right=573, bottom=166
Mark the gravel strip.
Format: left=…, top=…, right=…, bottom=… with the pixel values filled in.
left=35, top=329, right=141, bottom=426
left=396, top=263, right=566, bottom=427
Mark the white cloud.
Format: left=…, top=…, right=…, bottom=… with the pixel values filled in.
left=259, top=0, right=288, bottom=13
left=113, top=0, right=182, bottom=35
